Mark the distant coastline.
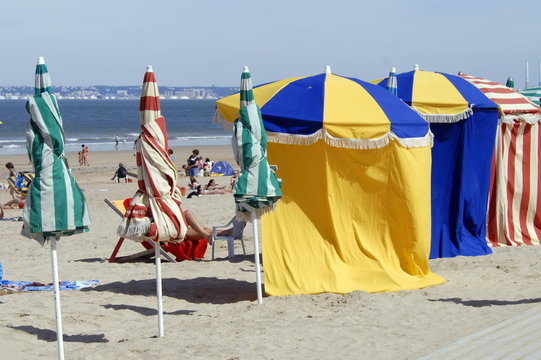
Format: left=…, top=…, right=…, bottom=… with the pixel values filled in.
left=0, top=85, right=238, bottom=100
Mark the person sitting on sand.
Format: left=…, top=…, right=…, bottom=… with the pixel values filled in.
left=111, top=162, right=128, bottom=183
left=204, top=179, right=233, bottom=195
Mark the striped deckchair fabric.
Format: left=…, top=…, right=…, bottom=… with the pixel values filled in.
left=460, top=74, right=541, bottom=247
left=521, top=87, right=541, bottom=106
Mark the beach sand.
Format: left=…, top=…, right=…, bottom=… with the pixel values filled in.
left=1, top=146, right=540, bottom=360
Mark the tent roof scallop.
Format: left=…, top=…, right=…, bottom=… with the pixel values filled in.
left=460, top=74, right=541, bottom=124
left=373, top=70, right=498, bottom=122
left=215, top=72, right=432, bottom=149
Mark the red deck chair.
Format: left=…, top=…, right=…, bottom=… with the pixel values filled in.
left=104, top=198, right=207, bottom=263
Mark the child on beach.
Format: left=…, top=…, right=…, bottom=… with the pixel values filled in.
left=111, top=163, right=128, bottom=183
left=186, top=149, right=200, bottom=182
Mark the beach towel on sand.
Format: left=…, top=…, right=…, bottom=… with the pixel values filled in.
left=0, top=280, right=98, bottom=292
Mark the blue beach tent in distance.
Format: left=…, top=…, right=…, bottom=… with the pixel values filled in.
left=210, top=161, right=234, bottom=176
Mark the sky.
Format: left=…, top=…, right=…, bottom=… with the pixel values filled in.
left=1, top=0, right=540, bottom=88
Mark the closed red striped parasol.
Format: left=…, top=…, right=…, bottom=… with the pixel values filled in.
left=117, top=65, right=187, bottom=337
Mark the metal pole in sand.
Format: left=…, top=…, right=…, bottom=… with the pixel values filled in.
left=251, top=211, right=263, bottom=304
left=51, top=236, right=65, bottom=360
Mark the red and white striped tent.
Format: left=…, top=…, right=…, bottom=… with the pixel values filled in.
left=460, top=74, right=541, bottom=247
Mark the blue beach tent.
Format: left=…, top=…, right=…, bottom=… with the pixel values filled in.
left=375, top=70, right=499, bottom=259
left=210, top=160, right=234, bottom=176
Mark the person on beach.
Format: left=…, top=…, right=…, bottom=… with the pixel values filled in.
left=203, top=157, right=213, bottom=176
left=186, top=149, right=200, bottom=182
left=5, top=162, right=17, bottom=178
left=205, top=179, right=232, bottom=194
left=115, top=134, right=120, bottom=151
left=182, top=208, right=232, bottom=245
left=111, top=162, right=128, bottom=183
left=230, top=169, right=239, bottom=190
left=82, top=145, right=89, bottom=166
left=168, top=149, right=176, bottom=164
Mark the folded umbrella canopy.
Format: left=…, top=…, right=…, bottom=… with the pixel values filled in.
left=23, top=59, right=90, bottom=242
left=23, top=56, right=90, bottom=360
left=117, top=66, right=186, bottom=337
left=373, top=69, right=499, bottom=259
left=117, top=66, right=186, bottom=243
left=216, top=68, right=444, bottom=295
left=460, top=74, right=541, bottom=247
left=233, top=67, right=282, bottom=220
left=232, top=66, right=282, bottom=303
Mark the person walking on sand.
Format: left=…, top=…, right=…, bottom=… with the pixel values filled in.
left=81, top=144, right=89, bottom=166
left=115, top=134, right=120, bottom=151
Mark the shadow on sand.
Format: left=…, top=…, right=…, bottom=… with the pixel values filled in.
left=102, top=303, right=196, bottom=316
left=428, top=297, right=541, bottom=307
left=83, top=277, right=260, bottom=304
left=8, top=325, right=108, bottom=343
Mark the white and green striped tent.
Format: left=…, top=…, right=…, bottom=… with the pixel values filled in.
left=232, top=67, right=282, bottom=221
left=23, top=57, right=90, bottom=244
left=521, top=87, right=541, bottom=106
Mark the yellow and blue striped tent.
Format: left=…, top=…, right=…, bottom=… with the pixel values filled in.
left=373, top=70, right=499, bottom=259
left=216, top=71, right=444, bottom=295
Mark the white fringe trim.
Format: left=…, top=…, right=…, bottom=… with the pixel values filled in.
left=412, top=106, right=473, bottom=123
left=117, top=219, right=151, bottom=242
left=499, top=113, right=541, bottom=125
left=236, top=204, right=277, bottom=222
left=213, top=111, right=233, bottom=132
left=267, top=129, right=433, bottom=149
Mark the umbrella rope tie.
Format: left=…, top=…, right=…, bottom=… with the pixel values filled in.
left=412, top=106, right=473, bottom=123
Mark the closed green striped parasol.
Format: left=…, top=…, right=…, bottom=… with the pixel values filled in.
left=232, top=67, right=282, bottom=220
left=23, top=56, right=90, bottom=360
left=23, top=57, right=90, bottom=242
left=232, top=66, right=281, bottom=304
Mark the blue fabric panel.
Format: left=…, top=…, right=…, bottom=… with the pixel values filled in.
left=430, top=109, right=498, bottom=258
left=346, top=76, right=428, bottom=138
left=438, top=72, right=498, bottom=110
left=261, top=74, right=325, bottom=135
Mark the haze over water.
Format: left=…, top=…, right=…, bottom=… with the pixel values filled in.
left=0, top=99, right=231, bottom=155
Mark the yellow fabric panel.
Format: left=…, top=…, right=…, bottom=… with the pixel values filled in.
left=367, top=78, right=384, bottom=85
left=411, top=71, right=469, bottom=114
left=262, top=141, right=444, bottom=295
left=216, top=76, right=308, bottom=123
left=323, top=75, right=391, bottom=139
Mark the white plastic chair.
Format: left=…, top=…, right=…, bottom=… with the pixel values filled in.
left=211, top=216, right=246, bottom=260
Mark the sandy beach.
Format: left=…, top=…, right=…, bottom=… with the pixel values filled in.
left=1, top=145, right=540, bottom=360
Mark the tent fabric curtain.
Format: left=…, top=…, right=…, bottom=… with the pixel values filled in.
left=429, top=109, right=498, bottom=258
left=262, top=140, right=444, bottom=295
left=487, top=121, right=541, bottom=246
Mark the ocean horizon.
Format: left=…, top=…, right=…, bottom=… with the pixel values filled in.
left=0, top=99, right=232, bottom=155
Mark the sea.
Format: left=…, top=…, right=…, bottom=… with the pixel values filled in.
left=0, top=99, right=231, bottom=155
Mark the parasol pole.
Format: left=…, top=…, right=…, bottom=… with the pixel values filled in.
left=251, top=211, right=263, bottom=304
left=526, top=61, right=529, bottom=90
left=153, top=241, right=164, bottom=337
left=50, top=235, right=65, bottom=360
